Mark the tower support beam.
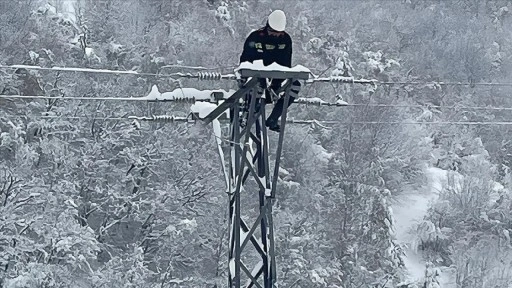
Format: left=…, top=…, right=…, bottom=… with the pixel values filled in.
left=202, top=69, right=308, bottom=288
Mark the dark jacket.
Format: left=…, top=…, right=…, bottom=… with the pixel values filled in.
left=239, top=25, right=292, bottom=68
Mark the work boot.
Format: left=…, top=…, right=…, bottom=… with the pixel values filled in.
left=265, top=118, right=280, bottom=132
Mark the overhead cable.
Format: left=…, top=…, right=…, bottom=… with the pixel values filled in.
left=5, top=94, right=512, bottom=112
left=0, top=94, right=214, bottom=102
left=0, top=65, right=237, bottom=81
left=6, top=114, right=512, bottom=126
left=3, top=64, right=512, bottom=87
left=295, top=97, right=512, bottom=111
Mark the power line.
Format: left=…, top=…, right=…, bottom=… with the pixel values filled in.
left=11, top=0, right=455, bottom=1
left=0, top=65, right=237, bottom=80
left=6, top=114, right=512, bottom=126
left=161, top=64, right=238, bottom=71
left=380, top=80, right=512, bottom=87
left=0, top=94, right=152, bottom=101
left=308, top=76, right=512, bottom=87
left=3, top=64, right=512, bottom=87
left=0, top=94, right=223, bottom=103
left=5, top=94, right=512, bottom=112
left=42, top=115, right=127, bottom=121
left=288, top=119, right=512, bottom=126
left=308, top=76, right=377, bottom=85
left=296, top=98, right=512, bottom=112
left=349, top=103, right=512, bottom=111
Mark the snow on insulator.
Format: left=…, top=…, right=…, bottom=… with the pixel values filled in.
left=296, top=97, right=328, bottom=106
left=152, top=115, right=191, bottom=122
left=128, top=115, right=189, bottom=123
left=172, top=71, right=227, bottom=81
left=196, top=71, right=223, bottom=80
left=295, top=97, right=348, bottom=107
left=172, top=97, right=197, bottom=103
left=329, top=76, right=377, bottom=84
left=330, top=76, right=355, bottom=83
left=308, top=76, right=378, bottom=85
left=152, top=115, right=176, bottom=122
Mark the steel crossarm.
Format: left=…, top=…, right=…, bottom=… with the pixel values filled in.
left=238, top=68, right=309, bottom=81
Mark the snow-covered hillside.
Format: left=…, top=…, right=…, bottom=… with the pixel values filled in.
left=392, top=167, right=456, bottom=287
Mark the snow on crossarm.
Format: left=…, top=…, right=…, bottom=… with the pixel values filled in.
left=142, top=85, right=235, bottom=101
left=236, top=60, right=311, bottom=74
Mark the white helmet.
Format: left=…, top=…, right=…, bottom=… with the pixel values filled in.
left=268, top=10, right=286, bottom=31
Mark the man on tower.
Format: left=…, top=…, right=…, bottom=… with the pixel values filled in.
left=239, top=10, right=301, bottom=132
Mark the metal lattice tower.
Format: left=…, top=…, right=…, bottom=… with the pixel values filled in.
left=202, top=68, right=309, bottom=288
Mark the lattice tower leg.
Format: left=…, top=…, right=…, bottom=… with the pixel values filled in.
left=227, top=79, right=294, bottom=288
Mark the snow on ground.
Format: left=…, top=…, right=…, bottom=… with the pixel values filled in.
left=59, top=0, right=77, bottom=23
left=392, top=167, right=456, bottom=287
left=310, top=143, right=334, bottom=163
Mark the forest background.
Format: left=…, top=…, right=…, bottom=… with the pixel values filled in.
left=1, top=0, right=512, bottom=287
